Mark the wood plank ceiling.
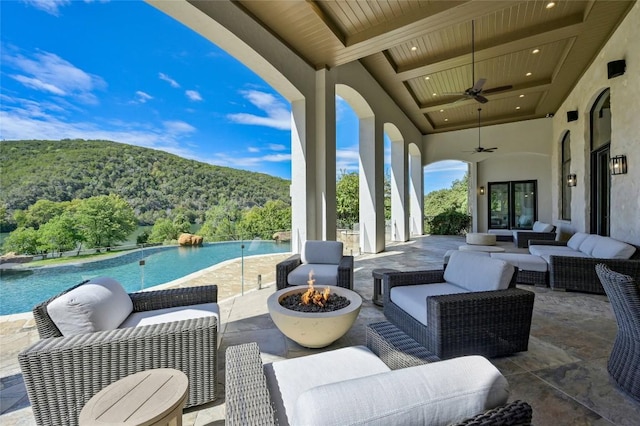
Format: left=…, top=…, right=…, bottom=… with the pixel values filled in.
left=232, top=0, right=633, bottom=134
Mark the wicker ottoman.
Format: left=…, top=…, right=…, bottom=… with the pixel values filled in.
left=491, top=253, right=548, bottom=287
left=466, top=233, right=497, bottom=245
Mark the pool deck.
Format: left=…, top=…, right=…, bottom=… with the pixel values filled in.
left=2, top=235, right=640, bottom=425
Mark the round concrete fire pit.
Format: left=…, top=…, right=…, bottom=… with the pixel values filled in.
left=267, top=285, right=362, bottom=348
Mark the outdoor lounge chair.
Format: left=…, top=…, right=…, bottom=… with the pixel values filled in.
left=276, top=240, right=353, bottom=290
left=18, top=278, right=219, bottom=426
left=383, top=251, right=535, bottom=359
left=595, top=263, right=640, bottom=401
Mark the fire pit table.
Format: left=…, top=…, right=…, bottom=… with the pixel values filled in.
left=267, top=285, right=362, bottom=348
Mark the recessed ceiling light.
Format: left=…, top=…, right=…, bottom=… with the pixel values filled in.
left=546, top=2, right=556, bottom=9
left=532, top=48, right=540, bottom=54
left=526, top=72, right=532, bottom=77
left=439, top=109, right=444, bottom=112
left=432, top=93, right=437, bottom=96
left=516, top=106, right=521, bottom=110
left=411, top=46, right=418, bottom=51
left=424, top=76, right=430, bottom=80
left=444, top=118, right=449, bottom=122
left=519, top=94, right=525, bottom=98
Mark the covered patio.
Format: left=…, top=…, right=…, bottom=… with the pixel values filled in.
left=2, top=235, right=639, bottom=425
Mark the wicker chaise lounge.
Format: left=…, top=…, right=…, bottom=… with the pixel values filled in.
left=383, top=251, right=535, bottom=359
left=595, top=264, right=640, bottom=401
left=19, top=279, right=219, bottom=426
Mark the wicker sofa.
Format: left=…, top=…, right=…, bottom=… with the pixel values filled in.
left=225, top=341, right=533, bottom=426
left=382, top=251, right=535, bottom=359
left=529, top=232, right=639, bottom=294
left=18, top=278, right=219, bottom=426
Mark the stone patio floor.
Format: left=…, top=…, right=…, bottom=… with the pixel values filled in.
left=1, top=235, right=639, bottom=425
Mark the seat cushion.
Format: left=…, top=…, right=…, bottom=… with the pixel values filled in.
left=119, top=302, right=220, bottom=328
left=532, top=221, right=554, bottom=232
left=301, top=240, right=343, bottom=264
left=265, top=346, right=390, bottom=426
left=292, top=355, right=509, bottom=426
left=491, top=253, right=548, bottom=272
left=46, top=277, right=133, bottom=336
left=287, top=263, right=338, bottom=286
left=444, top=251, right=514, bottom=292
left=539, top=251, right=591, bottom=264
left=578, top=234, right=604, bottom=256
left=528, top=245, right=577, bottom=257
left=390, top=283, right=468, bottom=326
left=591, top=237, right=636, bottom=259
left=566, top=232, right=589, bottom=250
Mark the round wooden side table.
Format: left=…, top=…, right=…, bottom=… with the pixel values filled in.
left=79, top=368, right=188, bottom=426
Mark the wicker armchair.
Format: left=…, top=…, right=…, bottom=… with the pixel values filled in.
left=225, top=342, right=533, bottom=426
left=276, top=240, right=353, bottom=290
left=595, top=264, right=640, bottom=401
left=382, top=263, right=535, bottom=359
left=19, top=283, right=219, bottom=426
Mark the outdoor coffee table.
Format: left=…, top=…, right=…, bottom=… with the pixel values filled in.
left=79, top=368, right=188, bottom=426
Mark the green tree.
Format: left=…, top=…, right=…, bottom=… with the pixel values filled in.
left=37, top=213, right=82, bottom=257
left=199, top=200, right=242, bottom=241
left=424, top=172, right=469, bottom=217
left=16, top=200, right=69, bottom=229
left=75, top=194, right=137, bottom=248
left=336, top=171, right=359, bottom=229
left=148, top=218, right=178, bottom=243
left=172, top=213, right=191, bottom=234
left=2, top=227, right=39, bottom=255
left=237, top=200, right=291, bottom=240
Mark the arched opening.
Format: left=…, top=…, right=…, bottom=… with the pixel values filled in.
left=423, top=160, right=469, bottom=234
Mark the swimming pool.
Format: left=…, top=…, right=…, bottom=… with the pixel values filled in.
left=0, top=240, right=291, bottom=315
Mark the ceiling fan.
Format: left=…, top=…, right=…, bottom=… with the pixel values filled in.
left=466, top=108, right=497, bottom=153
left=446, top=20, right=512, bottom=104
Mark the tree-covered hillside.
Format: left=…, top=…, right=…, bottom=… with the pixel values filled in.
left=0, top=139, right=290, bottom=227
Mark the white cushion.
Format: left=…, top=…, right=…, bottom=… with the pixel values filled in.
left=487, top=229, right=513, bottom=236
left=46, top=277, right=133, bottom=336
left=301, top=240, right=343, bottom=264
left=566, top=232, right=589, bottom=250
left=528, top=245, right=577, bottom=257
left=444, top=251, right=514, bottom=292
left=118, top=302, right=220, bottom=328
left=491, top=253, right=548, bottom=272
left=532, top=221, right=554, bottom=233
left=292, top=355, right=510, bottom=426
left=287, top=263, right=338, bottom=286
left=265, top=346, right=390, bottom=425
left=578, top=235, right=604, bottom=256
left=591, top=238, right=636, bottom=259
left=390, top=283, right=468, bottom=326
left=539, top=251, right=591, bottom=264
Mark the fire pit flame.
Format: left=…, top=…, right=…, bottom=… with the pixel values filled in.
left=300, top=271, right=331, bottom=307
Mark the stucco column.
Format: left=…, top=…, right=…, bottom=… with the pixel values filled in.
left=359, top=117, right=385, bottom=253
left=469, top=162, right=479, bottom=232
left=315, top=69, right=337, bottom=241
left=390, top=139, right=408, bottom=241
left=409, top=145, right=423, bottom=236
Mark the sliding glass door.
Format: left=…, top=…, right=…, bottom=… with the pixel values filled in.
left=488, top=180, right=537, bottom=230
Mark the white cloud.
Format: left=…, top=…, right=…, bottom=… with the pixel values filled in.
left=163, top=120, right=196, bottom=136
left=23, top=0, right=71, bottom=16
left=227, top=90, right=290, bottom=130
left=268, top=143, right=286, bottom=151
left=133, top=91, right=153, bottom=104
left=185, top=90, right=202, bottom=101
left=424, top=160, right=468, bottom=174
left=159, top=72, right=180, bottom=88
left=3, top=49, right=105, bottom=104
left=247, top=146, right=260, bottom=153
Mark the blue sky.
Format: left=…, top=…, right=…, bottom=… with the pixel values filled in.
left=0, top=0, right=465, bottom=194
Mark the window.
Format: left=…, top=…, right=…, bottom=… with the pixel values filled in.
left=561, top=131, right=571, bottom=220
left=488, top=180, right=537, bottom=230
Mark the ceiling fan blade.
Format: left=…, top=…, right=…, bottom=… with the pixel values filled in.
left=483, top=84, right=513, bottom=94
left=472, top=78, right=486, bottom=92
left=484, top=147, right=498, bottom=152
left=450, top=96, right=468, bottom=104
left=474, top=95, right=489, bottom=104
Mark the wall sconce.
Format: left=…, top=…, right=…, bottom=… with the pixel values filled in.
left=610, top=155, right=627, bottom=175
left=567, top=173, right=577, bottom=187
left=479, top=186, right=485, bottom=195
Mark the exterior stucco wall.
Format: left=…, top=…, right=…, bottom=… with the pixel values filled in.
left=551, top=1, right=640, bottom=245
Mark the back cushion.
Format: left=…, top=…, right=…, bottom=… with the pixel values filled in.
left=591, top=238, right=636, bottom=259
left=47, top=277, right=133, bottom=336
left=301, top=240, right=343, bottom=264
left=532, top=221, right=554, bottom=233
left=567, top=232, right=589, bottom=250
left=578, top=235, right=604, bottom=256
left=444, top=251, right=514, bottom=291
left=292, top=355, right=509, bottom=426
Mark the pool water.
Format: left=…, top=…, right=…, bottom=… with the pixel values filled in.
left=0, top=240, right=291, bottom=315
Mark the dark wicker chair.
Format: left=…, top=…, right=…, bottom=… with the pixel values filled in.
left=19, top=283, right=219, bottom=426
left=276, top=241, right=353, bottom=290
left=382, top=269, right=535, bottom=359
left=225, top=342, right=533, bottom=426
left=513, top=226, right=557, bottom=248
left=595, top=264, right=640, bottom=402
